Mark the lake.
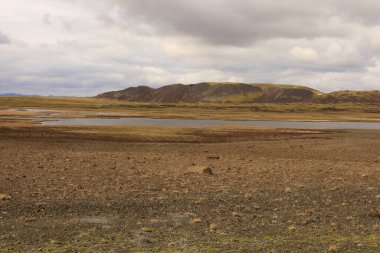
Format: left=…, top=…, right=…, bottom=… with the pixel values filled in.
left=40, top=117, right=380, bottom=129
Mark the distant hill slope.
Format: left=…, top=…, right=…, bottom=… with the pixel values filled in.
left=96, top=82, right=380, bottom=103
left=0, top=93, right=24, bottom=97
left=0, top=93, right=42, bottom=97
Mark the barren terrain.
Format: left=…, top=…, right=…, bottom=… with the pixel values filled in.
left=0, top=125, right=379, bottom=252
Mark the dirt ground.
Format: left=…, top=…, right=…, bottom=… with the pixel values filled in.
left=0, top=127, right=379, bottom=252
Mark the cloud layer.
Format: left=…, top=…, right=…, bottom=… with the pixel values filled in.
left=0, top=31, right=10, bottom=44
left=0, top=0, right=379, bottom=96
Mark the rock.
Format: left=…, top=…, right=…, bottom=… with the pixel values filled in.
left=287, top=225, right=297, bottom=232
left=50, top=240, right=59, bottom=245
left=285, top=187, right=292, bottom=193
left=253, top=204, right=260, bottom=210
left=141, top=227, right=154, bottom=233
left=25, top=218, right=37, bottom=222
left=185, top=166, right=213, bottom=175
left=190, top=218, right=202, bottom=224
left=207, top=155, right=220, bottom=160
left=328, top=245, right=338, bottom=252
left=209, top=223, right=220, bottom=231
left=368, top=206, right=380, bottom=218
left=137, top=237, right=152, bottom=244
left=244, top=193, right=253, bottom=199
left=0, top=193, right=11, bottom=201
left=101, top=239, right=109, bottom=244
left=232, top=212, right=241, bottom=217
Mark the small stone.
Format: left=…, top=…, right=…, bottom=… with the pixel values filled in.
left=190, top=218, right=202, bottom=224
left=287, top=225, right=297, bottom=232
left=207, top=155, right=220, bottom=160
left=50, top=240, right=59, bottom=245
left=244, top=193, right=253, bottom=199
left=210, top=223, right=220, bottom=231
left=253, top=204, right=260, bottom=210
left=185, top=166, right=213, bottom=175
left=328, top=245, right=338, bottom=252
left=141, top=227, right=154, bottom=233
left=150, top=218, right=159, bottom=223
left=138, top=238, right=152, bottom=244
left=0, top=194, right=11, bottom=201
left=232, top=212, right=241, bottom=217
left=368, top=206, right=380, bottom=218
left=285, top=187, right=292, bottom=193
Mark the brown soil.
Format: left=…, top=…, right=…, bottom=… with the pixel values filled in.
left=0, top=127, right=379, bottom=252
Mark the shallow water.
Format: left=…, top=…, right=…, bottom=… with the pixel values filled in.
left=40, top=117, right=380, bottom=129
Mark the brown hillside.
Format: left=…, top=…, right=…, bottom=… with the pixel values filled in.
left=251, top=84, right=321, bottom=103
left=316, top=90, right=380, bottom=103
left=97, top=83, right=262, bottom=103
left=96, top=82, right=380, bottom=103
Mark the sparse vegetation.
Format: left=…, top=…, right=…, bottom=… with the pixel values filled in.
left=1, top=96, right=379, bottom=122
left=1, top=126, right=379, bottom=252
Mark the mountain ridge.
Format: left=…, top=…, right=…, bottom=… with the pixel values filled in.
left=96, top=82, right=380, bottom=104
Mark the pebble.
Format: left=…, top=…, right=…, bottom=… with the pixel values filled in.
left=328, top=245, right=338, bottom=252
left=244, top=193, right=253, bottom=199
left=0, top=193, right=11, bottom=201
left=253, top=204, right=260, bottom=210
left=141, top=227, right=154, bottom=233
left=185, top=166, right=213, bottom=175
left=209, top=223, right=220, bottom=231
left=190, top=218, right=202, bottom=224
left=368, top=206, right=380, bottom=218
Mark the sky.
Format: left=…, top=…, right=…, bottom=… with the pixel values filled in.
left=1, top=0, right=380, bottom=96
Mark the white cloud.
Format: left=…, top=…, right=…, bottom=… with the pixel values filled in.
left=289, top=47, right=319, bottom=62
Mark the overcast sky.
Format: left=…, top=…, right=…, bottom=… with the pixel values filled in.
left=1, top=0, right=380, bottom=96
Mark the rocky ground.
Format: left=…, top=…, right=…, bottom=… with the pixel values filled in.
left=0, top=127, right=379, bottom=252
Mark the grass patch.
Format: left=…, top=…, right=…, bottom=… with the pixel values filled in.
left=0, top=96, right=379, bottom=122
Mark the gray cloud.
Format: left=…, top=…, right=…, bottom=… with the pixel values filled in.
left=43, top=14, right=52, bottom=25
left=0, top=31, right=10, bottom=44
left=110, top=0, right=372, bottom=46
left=0, top=0, right=380, bottom=96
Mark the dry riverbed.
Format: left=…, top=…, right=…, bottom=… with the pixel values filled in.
left=0, top=126, right=379, bottom=252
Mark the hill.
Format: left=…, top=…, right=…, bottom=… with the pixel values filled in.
left=0, top=93, right=25, bottom=97
left=96, top=82, right=380, bottom=103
